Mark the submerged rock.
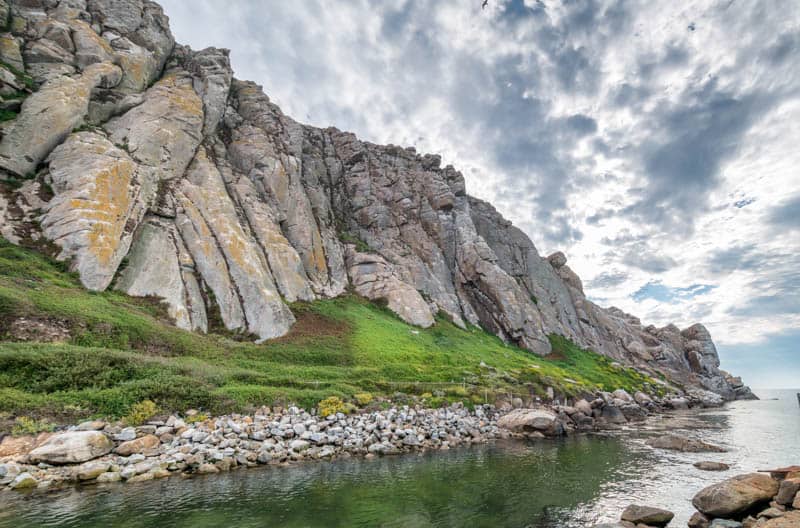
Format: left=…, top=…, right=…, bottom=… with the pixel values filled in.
left=695, top=461, right=731, bottom=471
left=647, top=434, right=727, bottom=453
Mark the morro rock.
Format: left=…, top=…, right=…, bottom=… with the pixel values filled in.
left=0, top=0, right=753, bottom=399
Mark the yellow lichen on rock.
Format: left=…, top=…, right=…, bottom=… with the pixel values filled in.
left=41, top=132, right=144, bottom=291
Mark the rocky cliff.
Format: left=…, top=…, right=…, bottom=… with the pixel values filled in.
left=0, top=0, right=753, bottom=400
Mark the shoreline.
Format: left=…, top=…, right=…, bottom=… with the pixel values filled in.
left=0, top=387, right=739, bottom=494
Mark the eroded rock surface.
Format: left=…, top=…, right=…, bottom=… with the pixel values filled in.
left=0, top=0, right=753, bottom=398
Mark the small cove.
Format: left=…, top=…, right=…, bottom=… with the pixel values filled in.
left=1, top=389, right=796, bottom=527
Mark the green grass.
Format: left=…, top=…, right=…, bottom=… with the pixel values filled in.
left=0, top=238, right=664, bottom=427
left=0, top=61, right=35, bottom=91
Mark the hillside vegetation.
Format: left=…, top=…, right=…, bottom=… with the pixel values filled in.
left=0, top=239, right=662, bottom=427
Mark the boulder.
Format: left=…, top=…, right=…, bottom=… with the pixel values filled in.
left=599, top=405, right=627, bottom=424
left=709, top=520, right=742, bottom=527
left=620, top=504, right=674, bottom=526
left=114, top=434, right=160, bottom=456
left=775, top=478, right=800, bottom=505
left=688, top=389, right=725, bottom=408
left=96, top=471, right=122, bottom=483
left=667, top=397, right=690, bottom=410
left=619, top=404, right=647, bottom=422
left=497, top=409, right=557, bottom=433
left=647, top=434, right=726, bottom=453
left=75, top=460, right=111, bottom=481
left=9, top=472, right=37, bottom=489
left=633, top=391, right=653, bottom=405
left=75, top=420, right=107, bottom=431
left=611, top=389, right=633, bottom=402
left=692, top=473, right=780, bottom=517
left=28, top=431, right=113, bottom=464
left=0, top=432, right=52, bottom=459
left=695, top=461, right=731, bottom=471
left=689, top=511, right=711, bottom=528
left=574, top=399, right=593, bottom=415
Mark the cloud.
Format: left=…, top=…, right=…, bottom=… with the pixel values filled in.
left=632, top=281, right=715, bottom=303
left=586, top=270, right=628, bottom=289
left=768, top=195, right=800, bottom=229
left=623, top=86, right=771, bottom=235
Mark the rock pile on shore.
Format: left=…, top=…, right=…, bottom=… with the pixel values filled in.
left=1, top=403, right=506, bottom=491
left=0, top=386, right=730, bottom=493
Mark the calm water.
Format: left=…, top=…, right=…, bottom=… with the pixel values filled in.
left=0, top=389, right=797, bottom=527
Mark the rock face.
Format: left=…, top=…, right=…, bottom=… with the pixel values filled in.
left=0, top=0, right=753, bottom=397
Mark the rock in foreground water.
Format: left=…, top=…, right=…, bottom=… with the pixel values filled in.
left=695, top=461, right=731, bottom=471
left=692, top=473, right=780, bottom=517
left=620, top=504, right=674, bottom=526
left=647, top=434, right=726, bottom=453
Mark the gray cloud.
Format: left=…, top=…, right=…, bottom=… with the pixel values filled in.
left=622, top=84, right=771, bottom=234
left=586, top=270, right=629, bottom=290
left=768, top=195, right=800, bottom=229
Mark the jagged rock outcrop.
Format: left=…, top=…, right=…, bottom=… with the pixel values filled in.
left=0, top=0, right=754, bottom=398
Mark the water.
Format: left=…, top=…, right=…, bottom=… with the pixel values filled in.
left=0, top=389, right=796, bottom=527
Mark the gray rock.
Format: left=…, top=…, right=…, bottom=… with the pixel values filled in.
left=709, top=520, right=742, bottom=528
left=599, top=405, right=627, bottom=424
left=620, top=504, right=674, bottom=526
left=115, top=428, right=137, bottom=442
left=694, top=461, right=731, bottom=471
left=9, top=472, right=37, bottom=489
left=0, top=61, right=121, bottom=176
left=75, top=460, right=111, bottom=480
left=95, top=471, right=122, bottom=483
left=345, top=247, right=434, bottom=328
left=40, top=132, right=144, bottom=290
left=648, top=434, right=726, bottom=453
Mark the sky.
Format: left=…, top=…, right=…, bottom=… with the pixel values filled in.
left=158, top=0, right=800, bottom=389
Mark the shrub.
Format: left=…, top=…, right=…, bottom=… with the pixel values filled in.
left=354, top=392, right=373, bottom=406
left=318, top=396, right=346, bottom=417
left=446, top=385, right=469, bottom=397
left=420, top=392, right=433, bottom=399
left=185, top=413, right=208, bottom=424
left=11, top=416, right=55, bottom=436
left=123, top=399, right=158, bottom=426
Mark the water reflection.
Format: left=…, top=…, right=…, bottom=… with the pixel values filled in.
left=0, top=390, right=796, bottom=528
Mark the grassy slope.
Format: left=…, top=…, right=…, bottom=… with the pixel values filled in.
left=0, top=239, right=662, bottom=425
